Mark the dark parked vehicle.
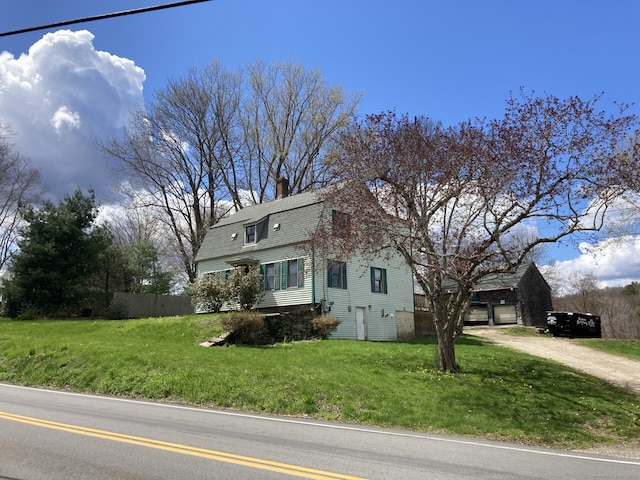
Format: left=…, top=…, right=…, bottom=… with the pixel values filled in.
left=546, top=311, right=601, bottom=338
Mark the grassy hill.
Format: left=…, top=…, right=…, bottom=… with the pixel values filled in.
left=1, top=315, right=638, bottom=450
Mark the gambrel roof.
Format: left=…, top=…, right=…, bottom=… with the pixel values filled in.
left=194, top=189, right=324, bottom=262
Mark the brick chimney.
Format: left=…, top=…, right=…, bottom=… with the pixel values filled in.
left=276, top=177, right=289, bottom=199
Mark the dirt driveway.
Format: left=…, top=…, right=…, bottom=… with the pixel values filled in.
left=466, top=326, right=640, bottom=459
left=466, top=326, right=640, bottom=396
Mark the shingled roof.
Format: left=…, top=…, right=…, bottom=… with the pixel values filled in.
left=194, top=189, right=325, bottom=262
left=421, top=263, right=543, bottom=295
left=473, top=263, right=535, bottom=291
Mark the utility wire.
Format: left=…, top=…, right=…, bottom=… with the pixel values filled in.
left=0, top=0, right=212, bottom=38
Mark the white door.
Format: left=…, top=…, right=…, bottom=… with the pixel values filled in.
left=356, top=307, right=366, bottom=340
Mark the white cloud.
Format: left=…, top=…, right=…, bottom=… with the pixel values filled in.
left=543, top=235, right=640, bottom=295
left=51, top=106, right=81, bottom=133
left=0, top=29, right=145, bottom=200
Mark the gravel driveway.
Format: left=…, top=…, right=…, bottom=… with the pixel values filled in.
left=466, top=326, right=640, bottom=395
left=466, top=326, right=640, bottom=459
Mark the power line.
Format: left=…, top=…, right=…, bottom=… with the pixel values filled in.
left=0, top=0, right=213, bottom=38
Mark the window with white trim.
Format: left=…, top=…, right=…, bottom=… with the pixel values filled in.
left=245, top=224, right=256, bottom=244
left=332, top=209, right=350, bottom=237
left=264, top=263, right=276, bottom=290
left=287, top=259, right=299, bottom=288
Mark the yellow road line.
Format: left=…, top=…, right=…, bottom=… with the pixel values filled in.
left=0, top=411, right=366, bottom=480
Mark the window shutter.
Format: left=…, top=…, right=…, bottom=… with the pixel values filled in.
left=259, top=264, right=265, bottom=291
left=298, top=258, right=305, bottom=287
left=342, top=262, right=347, bottom=290
left=370, top=267, right=375, bottom=293
left=280, top=261, right=287, bottom=290
left=327, top=262, right=333, bottom=288
left=382, top=268, right=388, bottom=294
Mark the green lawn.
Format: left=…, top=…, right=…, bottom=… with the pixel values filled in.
left=576, top=339, right=640, bottom=360
left=0, top=316, right=638, bottom=450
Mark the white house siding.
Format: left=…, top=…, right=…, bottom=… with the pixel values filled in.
left=196, top=244, right=313, bottom=311
left=256, top=244, right=312, bottom=309
left=315, top=251, right=414, bottom=341
left=196, top=244, right=415, bottom=341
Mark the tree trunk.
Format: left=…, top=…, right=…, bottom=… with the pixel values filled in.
left=432, top=300, right=462, bottom=373
left=434, top=321, right=461, bottom=373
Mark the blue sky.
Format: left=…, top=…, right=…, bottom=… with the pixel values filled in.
left=1, top=0, right=640, bottom=289
left=4, top=1, right=638, bottom=123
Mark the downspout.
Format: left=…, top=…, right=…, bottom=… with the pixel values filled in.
left=409, top=223, right=416, bottom=313
left=311, top=245, right=316, bottom=311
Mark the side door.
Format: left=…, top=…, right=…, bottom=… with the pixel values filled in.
left=355, top=306, right=367, bottom=340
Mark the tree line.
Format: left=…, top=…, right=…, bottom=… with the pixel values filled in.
left=1, top=189, right=178, bottom=319
left=553, top=272, right=640, bottom=339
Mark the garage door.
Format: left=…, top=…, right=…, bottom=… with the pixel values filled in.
left=493, top=305, right=517, bottom=324
left=465, top=306, right=488, bottom=324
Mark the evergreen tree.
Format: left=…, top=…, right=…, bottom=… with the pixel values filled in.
left=127, top=240, right=177, bottom=295
left=4, top=189, right=110, bottom=317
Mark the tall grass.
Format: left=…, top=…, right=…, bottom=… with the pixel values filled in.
left=1, top=316, right=638, bottom=449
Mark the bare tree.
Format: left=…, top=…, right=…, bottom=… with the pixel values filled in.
left=598, top=292, right=640, bottom=339
left=554, top=283, right=640, bottom=339
left=552, top=270, right=603, bottom=317
left=102, top=62, right=243, bottom=281
left=0, top=125, right=42, bottom=269
left=242, top=60, right=361, bottom=203
left=315, top=93, right=640, bottom=372
left=107, top=201, right=181, bottom=289
left=567, top=271, right=601, bottom=313
left=509, top=228, right=549, bottom=264
left=102, top=60, right=360, bottom=281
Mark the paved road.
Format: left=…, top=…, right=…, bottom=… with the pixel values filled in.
left=1, top=384, right=639, bottom=479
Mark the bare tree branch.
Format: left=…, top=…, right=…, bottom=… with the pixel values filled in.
left=102, top=60, right=361, bottom=281
left=314, top=93, right=640, bottom=372
left=0, top=126, right=42, bottom=269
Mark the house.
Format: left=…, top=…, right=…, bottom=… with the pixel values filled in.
left=464, top=263, right=552, bottom=327
left=194, top=179, right=416, bottom=340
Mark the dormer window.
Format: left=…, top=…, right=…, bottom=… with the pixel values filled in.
left=245, top=224, right=256, bottom=244
left=243, top=217, right=269, bottom=245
